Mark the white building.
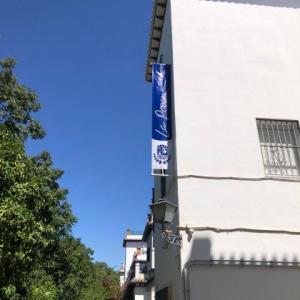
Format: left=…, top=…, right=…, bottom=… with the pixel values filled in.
left=123, top=230, right=146, bottom=280
left=141, top=214, right=155, bottom=300
left=146, top=0, right=300, bottom=299
left=120, top=229, right=154, bottom=300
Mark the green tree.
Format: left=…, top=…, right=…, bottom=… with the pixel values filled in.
left=27, top=269, right=57, bottom=300
left=81, top=262, right=120, bottom=300
left=0, top=57, right=119, bottom=299
left=0, top=58, right=45, bottom=139
left=0, top=58, right=77, bottom=298
left=44, top=236, right=94, bottom=300
left=0, top=127, right=75, bottom=298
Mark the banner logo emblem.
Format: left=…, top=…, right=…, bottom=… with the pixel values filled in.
left=153, top=144, right=171, bottom=165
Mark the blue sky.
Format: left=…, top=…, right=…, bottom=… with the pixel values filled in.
left=0, top=0, right=153, bottom=268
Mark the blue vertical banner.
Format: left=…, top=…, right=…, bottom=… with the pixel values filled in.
left=152, top=64, right=172, bottom=173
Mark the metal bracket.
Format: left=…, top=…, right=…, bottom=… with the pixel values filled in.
left=161, top=229, right=182, bottom=246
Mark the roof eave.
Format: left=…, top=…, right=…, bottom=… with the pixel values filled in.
left=145, top=0, right=167, bottom=82
left=142, top=222, right=153, bottom=241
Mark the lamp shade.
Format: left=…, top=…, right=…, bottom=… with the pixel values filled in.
left=150, top=199, right=178, bottom=224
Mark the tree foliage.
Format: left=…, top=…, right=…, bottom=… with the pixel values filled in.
left=0, top=126, right=76, bottom=298
left=45, top=237, right=94, bottom=299
left=0, top=58, right=119, bottom=299
left=0, top=58, right=45, bottom=139
left=80, top=262, right=120, bottom=300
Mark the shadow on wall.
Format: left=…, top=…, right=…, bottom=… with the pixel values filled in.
left=186, top=237, right=212, bottom=262
left=185, top=235, right=300, bottom=265
left=182, top=236, right=300, bottom=300
left=182, top=237, right=212, bottom=300
left=204, top=0, right=300, bottom=9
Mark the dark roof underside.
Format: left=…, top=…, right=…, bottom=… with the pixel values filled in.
left=145, top=0, right=167, bottom=82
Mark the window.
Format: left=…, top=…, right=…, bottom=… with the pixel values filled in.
left=147, top=247, right=150, bottom=263
left=156, top=287, right=169, bottom=300
left=256, top=119, right=300, bottom=176
left=139, top=261, right=147, bottom=273
left=161, top=177, right=166, bottom=197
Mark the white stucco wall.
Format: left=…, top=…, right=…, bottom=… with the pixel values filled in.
left=171, top=0, right=300, bottom=176
left=179, top=179, right=300, bottom=230
left=169, top=0, right=300, bottom=249
left=188, top=265, right=300, bottom=300
left=152, top=0, right=300, bottom=299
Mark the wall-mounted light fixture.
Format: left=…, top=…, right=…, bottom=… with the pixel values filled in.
left=150, top=199, right=181, bottom=246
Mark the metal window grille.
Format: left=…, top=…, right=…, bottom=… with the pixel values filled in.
left=256, top=119, right=300, bottom=176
